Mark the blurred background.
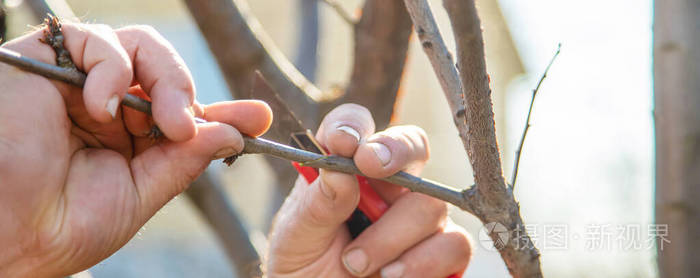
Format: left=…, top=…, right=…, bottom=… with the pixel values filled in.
left=2, top=0, right=654, bottom=277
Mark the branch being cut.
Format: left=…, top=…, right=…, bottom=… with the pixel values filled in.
left=443, top=0, right=543, bottom=276
left=0, top=46, right=471, bottom=214
left=511, top=44, right=561, bottom=188
left=339, top=0, right=413, bottom=130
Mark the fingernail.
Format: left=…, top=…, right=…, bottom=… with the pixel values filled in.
left=368, top=142, right=391, bottom=166
left=337, top=125, right=361, bottom=142
left=381, top=261, right=405, bottom=278
left=213, top=147, right=237, bottom=160
left=343, top=248, right=369, bottom=275
left=106, top=95, right=120, bottom=119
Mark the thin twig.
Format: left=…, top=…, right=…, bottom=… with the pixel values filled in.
left=320, top=0, right=357, bottom=25
left=510, top=43, right=561, bottom=188
left=0, top=46, right=471, bottom=213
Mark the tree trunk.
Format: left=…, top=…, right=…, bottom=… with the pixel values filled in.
left=654, top=0, right=700, bottom=277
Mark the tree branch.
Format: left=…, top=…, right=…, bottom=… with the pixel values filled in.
left=511, top=44, right=560, bottom=188
left=403, top=0, right=467, bottom=143
left=0, top=46, right=473, bottom=214
left=339, top=0, right=413, bottom=130
left=404, top=0, right=543, bottom=276
left=443, top=0, right=543, bottom=276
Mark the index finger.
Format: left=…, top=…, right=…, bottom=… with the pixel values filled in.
left=115, top=25, right=197, bottom=142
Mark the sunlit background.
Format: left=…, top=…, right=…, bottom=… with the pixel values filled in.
left=3, top=0, right=654, bottom=277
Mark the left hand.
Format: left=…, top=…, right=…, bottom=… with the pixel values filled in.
left=0, top=23, right=272, bottom=277
left=267, top=104, right=472, bottom=277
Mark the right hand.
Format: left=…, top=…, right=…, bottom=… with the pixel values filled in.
left=267, top=104, right=471, bottom=277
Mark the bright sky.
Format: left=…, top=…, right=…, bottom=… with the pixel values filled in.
left=495, top=0, right=655, bottom=276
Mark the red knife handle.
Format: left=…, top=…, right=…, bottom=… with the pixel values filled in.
left=292, top=162, right=388, bottom=222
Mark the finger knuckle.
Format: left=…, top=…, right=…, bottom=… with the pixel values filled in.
left=130, top=24, right=160, bottom=37
left=337, top=103, right=371, bottom=116
left=392, top=125, right=430, bottom=161
left=115, top=58, right=133, bottom=78
left=328, top=104, right=375, bottom=130
left=90, top=23, right=114, bottom=34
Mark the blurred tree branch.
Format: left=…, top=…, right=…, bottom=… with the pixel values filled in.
left=294, top=0, right=320, bottom=82
left=25, top=0, right=54, bottom=20
left=183, top=0, right=324, bottom=125
left=336, top=0, right=413, bottom=130
left=188, top=171, right=263, bottom=278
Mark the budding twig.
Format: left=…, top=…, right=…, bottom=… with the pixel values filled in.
left=0, top=46, right=471, bottom=212
left=510, top=43, right=561, bottom=188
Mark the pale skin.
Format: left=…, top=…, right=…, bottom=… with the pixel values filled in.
left=0, top=23, right=471, bottom=278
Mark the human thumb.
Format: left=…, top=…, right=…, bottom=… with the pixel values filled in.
left=268, top=169, right=360, bottom=272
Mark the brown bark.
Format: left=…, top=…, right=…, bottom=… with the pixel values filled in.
left=442, top=0, right=543, bottom=276
left=402, top=0, right=468, bottom=148
left=654, top=0, right=700, bottom=277
left=400, top=0, right=544, bottom=276
left=339, top=0, right=413, bottom=130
